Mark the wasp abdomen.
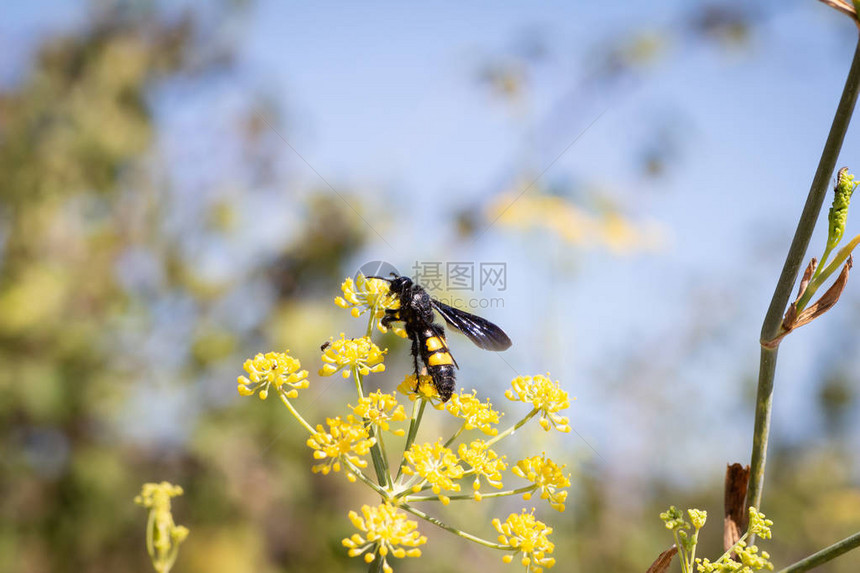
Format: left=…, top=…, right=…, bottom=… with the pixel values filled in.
left=418, top=326, right=456, bottom=401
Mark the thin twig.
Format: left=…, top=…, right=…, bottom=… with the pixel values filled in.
left=776, top=530, right=860, bottom=572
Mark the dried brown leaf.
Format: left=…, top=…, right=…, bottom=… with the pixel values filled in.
left=646, top=545, right=678, bottom=573
left=797, top=258, right=817, bottom=301
left=724, top=463, right=750, bottom=552
left=792, top=257, right=853, bottom=328
left=764, top=256, right=853, bottom=348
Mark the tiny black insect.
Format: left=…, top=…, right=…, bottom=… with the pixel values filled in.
left=370, top=274, right=512, bottom=402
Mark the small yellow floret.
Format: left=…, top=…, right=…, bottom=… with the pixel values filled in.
left=402, top=440, right=464, bottom=498
left=335, top=274, right=404, bottom=335
left=342, top=503, right=426, bottom=573
left=457, top=440, right=506, bottom=497
left=350, top=391, right=407, bottom=436
left=236, top=351, right=309, bottom=399
left=512, top=453, right=570, bottom=512
left=446, top=390, right=502, bottom=436
left=492, top=509, right=555, bottom=572
left=505, top=374, right=572, bottom=433
left=306, top=415, right=376, bottom=475
left=319, top=334, right=386, bottom=378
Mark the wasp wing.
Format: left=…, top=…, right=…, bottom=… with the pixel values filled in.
left=431, top=300, right=512, bottom=351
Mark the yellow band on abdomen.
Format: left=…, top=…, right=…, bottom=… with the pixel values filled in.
left=425, top=336, right=445, bottom=351
left=428, top=352, right=453, bottom=366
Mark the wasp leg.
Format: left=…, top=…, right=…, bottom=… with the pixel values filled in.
left=410, top=334, right=422, bottom=390
left=381, top=308, right=400, bottom=329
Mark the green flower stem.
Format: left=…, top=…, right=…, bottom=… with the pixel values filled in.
left=717, top=533, right=749, bottom=564
left=365, top=307, right=378, bottom=338
left=367, top=553, right=385, bottom=573
left=407, top=485, right=535, bottom=502
left=163, top=543, right=181, bottom=573
left=353, top=368, right=390, bottom=489
left=342, top=458, right=391, bottom=499
left=687, top=528, right=701, bottom=573
left=810, top=244, right=835, bottom=282
left=776, top=530, right=860, bottom=573
left=819, top=232, right=860, bottom=278
left=276, top=390, right=315, bottom=434
left=672, top=528, right=692, bottom=573
left=443, top=422, right=466, bottom=448
left=353, top=366, right=366, bottom=400
left=395, top=398, right=427, bottom=481
left=751, top=38, right=860, bottom=520
left=401, top=503, right=508, bottom=550
left=145, top=507, right=157, bottom=565
left=372, top=426, right=394, bottom=490
left=484, top=408, right=539, bottom=449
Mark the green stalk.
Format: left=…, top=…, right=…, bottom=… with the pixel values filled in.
left=401, top=503, right=507, bottom=550
left=749, top=38, right=860, bottom=518
left=776, top=530, right=860, bottom=572
left=407, top=485, right=535, bottom=502
left=367, top=552, right=385, bottom=573
left=342, top=458, right=391, bottom=499
left=443, top=422, right=466, bottom=448
left=353, top=368, right=389, bottom=489
left=276, top=390, right=315, bottom=434
left=145, top=507, right=157, bottom=564
left=396, top=398, right=427, bottom=481
left=484, top=408, right=538, bottom=449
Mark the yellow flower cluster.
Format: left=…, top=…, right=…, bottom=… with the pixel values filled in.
left=236, top=352, right=309, bottom=400
left=236, top=277, right=577, bottom=573
left=351, top=391, right=407, bottom=436
left=397, top=374, right=443, bottom=406
left=335, top=274, right=404, bottom=335
left=342, top=503, right=426, bottom=573
left=513, top=454, right=570, bottom=512
left=493, top=509, right=556, bottom=573
left=506, top=374, right=571, bottom=432
left=307, top=415, right=376, bottom=476
left=135, top=481, right=185, bottom=509
left=748, top=507, right=773, bottom=540
left=403, top=440, right=465, bottom=505
left=457, top=440, right=506, bottom=499
left=134, top=482, right=189, bottom=573
left=697, top=541, right=773, bottom=573
left=319, top=334, right=386, bottom=378
left=446, top=390, right=502, bottom=436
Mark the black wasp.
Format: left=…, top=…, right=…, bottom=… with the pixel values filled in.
left=370, top=274, right=511, bottom=402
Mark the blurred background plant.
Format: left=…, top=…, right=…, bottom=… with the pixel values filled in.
left=2, top=1, right=860, bottom=572
left=134, top=482, right=189, bottom=573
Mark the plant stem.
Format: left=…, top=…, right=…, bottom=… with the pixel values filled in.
left=443, top=422, right=466, bottom=448
left=342, top=458, right=391, bottom=499
left=367, top=553, right=385, bottom=573
left=353, top=368, right=389, bottom=489
left=484, top=408, right=538, bottom=449
left=276, top=390, right=315, bottom=434
left=401, top=503, right=507, bottom=550
left=407, top=485, right=535, bottom=502
left=776, top=530, right=860, bottom=572
left=396, top=398, right=427, bottom=481
left=749, top=37, right=860, bottom=516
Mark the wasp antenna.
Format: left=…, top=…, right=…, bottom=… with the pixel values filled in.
left=365, top=275, right=393, bottom=282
